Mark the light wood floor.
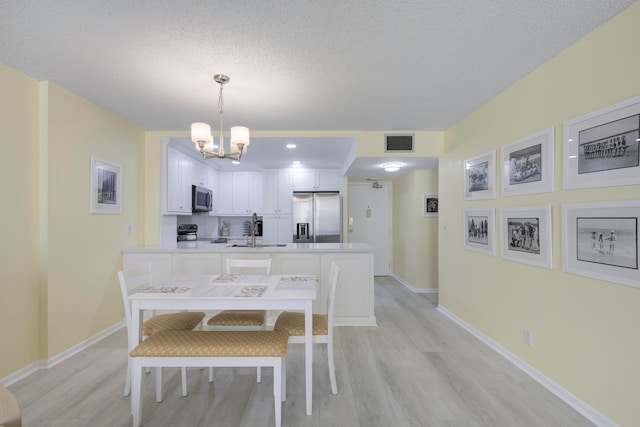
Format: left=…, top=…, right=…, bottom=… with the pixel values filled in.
left=9, top=276, right=594, bottom=427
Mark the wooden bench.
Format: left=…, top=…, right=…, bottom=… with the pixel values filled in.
left=129, top=330, right=290, bottom=427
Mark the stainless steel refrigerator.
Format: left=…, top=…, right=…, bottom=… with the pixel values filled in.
left=292, top=192, right=342, bottom=243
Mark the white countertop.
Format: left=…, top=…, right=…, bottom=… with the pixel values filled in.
left=123, top=242, right=374, bottom=253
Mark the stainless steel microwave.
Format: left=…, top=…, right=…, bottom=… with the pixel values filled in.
left=192, top=185, right=212, bottom=212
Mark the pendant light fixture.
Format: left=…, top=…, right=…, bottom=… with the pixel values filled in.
left=191, top=74, right=250, bottom=161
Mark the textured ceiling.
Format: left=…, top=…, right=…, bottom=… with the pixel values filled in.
left=0, top=0, right=634, bottom=176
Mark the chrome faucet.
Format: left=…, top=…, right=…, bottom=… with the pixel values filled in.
left=250, top=212, right=258, bottom=247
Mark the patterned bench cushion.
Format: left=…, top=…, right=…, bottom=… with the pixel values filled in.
left=130, top=330, right=289, bottom=358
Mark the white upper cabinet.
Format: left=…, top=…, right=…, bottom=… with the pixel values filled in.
left=292, top=168, right=341, bottom=191
left=262, top=169, right=293, bottom=214
left=166, top=145, right=192, bottom=215
left=191, top=160, right=211, bottom=189
left=217, top=171, right=263, bottom=215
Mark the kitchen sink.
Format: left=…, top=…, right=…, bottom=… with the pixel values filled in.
left=228, top=243, right=288, bottom=248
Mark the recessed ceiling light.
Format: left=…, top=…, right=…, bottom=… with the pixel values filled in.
left=382, top=162, right=402, bottom=172
left=286, top=143, right=296, bottom=149
left=292, top=161, right=300, bottom=164
left=232, top=160, right=240, bottom=165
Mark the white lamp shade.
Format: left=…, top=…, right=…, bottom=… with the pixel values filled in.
left=191, top=122, right=211, bottom=144
left=230, top=126, right=250, bottom=152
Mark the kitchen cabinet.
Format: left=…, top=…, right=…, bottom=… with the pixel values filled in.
left=216, top=171, right=263, bottom=215
left=208, top=168, right=220, bottom=215
left=173, top=253, right=223, bottom=275
left=166, top=145, right=192, bottom=215
left=262, top=214, right=292, bottom=244
left=191, top=160, right=211, bottom=189
left=292, top=168, right=341, bottom=191
left=262, top=169, right=293, bottom=214
left=123, top=245, right=376, bottom=326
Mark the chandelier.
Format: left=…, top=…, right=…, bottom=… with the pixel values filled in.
left=191, top=74, right=250, bottom=161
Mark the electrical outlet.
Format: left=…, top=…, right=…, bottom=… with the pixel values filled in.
left=127, top=224, right=133, bottom=234
left=524, top=329, right=533, bottom=347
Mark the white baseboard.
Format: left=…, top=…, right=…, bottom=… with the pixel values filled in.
left=437, top=305, right=616, bottom=427
left=2, top=321, right=124, bottom=387
left=391, top=273, right=439, bottom=294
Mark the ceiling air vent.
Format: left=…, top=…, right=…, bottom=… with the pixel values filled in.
left=384, top=134, right=414, bottom=152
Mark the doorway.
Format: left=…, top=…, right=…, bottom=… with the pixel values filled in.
left=347, top=183, right=391, bottom=276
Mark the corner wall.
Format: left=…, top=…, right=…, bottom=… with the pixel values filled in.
left=392, top=170, right=439, bottom=289
left=439, top=3, right=640, bottom=425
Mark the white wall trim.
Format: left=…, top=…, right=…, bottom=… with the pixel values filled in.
left=392, top=273, right=439, bottom=294
left=2, top=321, right=124, bottom=387
left=437, top=305, right=617, bottom=427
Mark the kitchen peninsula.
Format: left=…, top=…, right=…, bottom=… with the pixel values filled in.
left=123, top=242, right=376, bottom=326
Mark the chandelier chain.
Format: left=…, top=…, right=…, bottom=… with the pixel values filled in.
left=218, top=82, right=225, bottom=151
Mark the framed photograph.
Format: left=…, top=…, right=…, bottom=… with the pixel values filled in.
left=423, top=194, right=438, bottom=217
left=90, top=156, right=122, bottom=214
left=562, top=200, right=640, bottom=288
left=501, top=128, right=554, bottom=196
left=499, top=205, right=552, bottom=268
left=464, top=150, right=496, bottom=200
left=563, top=95, right=640, bottom=189
left=463, top=208, right=495, bottom=255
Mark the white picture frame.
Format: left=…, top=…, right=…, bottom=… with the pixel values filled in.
left=423, top=194, right=438, bottom=217
left=464, top=150, right=496, bottom=200
left=501, top=128, right=554, bottom=196
left=499, top=205, right=552, bottom=269
left=563, top=95, right=640, bottom=190
left=463, top=207, right=495, bottom=255
left=90, top=156, right=122, bottom=214
left=562, top=200, right=640, bottom=288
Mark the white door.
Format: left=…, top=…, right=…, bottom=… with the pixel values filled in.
left=348, top=183, right=390, bottom=276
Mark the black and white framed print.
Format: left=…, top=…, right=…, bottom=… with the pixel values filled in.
left=499, top=205, right=552, bottom=268
left=501, top=128, right=554, bottom=196
left=90, top=156, right=122, bottom=214
left=423, top=194, right=438, bottom=217
left=562, top=200, right=640, bottom=288
left=563, top=95, right=640, bottom=190
left=463, top=208, right=495, bottom=255
left=464, top=150, right=496, bottom=200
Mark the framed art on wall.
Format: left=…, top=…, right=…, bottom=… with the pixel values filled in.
left=499, top=205, right=552, bottom=268
left=501, top=128, right=554, bottom=196
left=464, top=150, right=496, bottom=200
left=563, top=95, right=640, bottom=190
left=423, top=194, right=438, bottom=217
left=90, top=156, right=122, bottom=214
left=463, top=207, right=495, bottom=255
left=562, top=200, right=640, bottom=288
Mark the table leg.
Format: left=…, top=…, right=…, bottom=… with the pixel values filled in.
left=304, top=299, right=313, bottom=415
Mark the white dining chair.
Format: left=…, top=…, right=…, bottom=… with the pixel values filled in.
left=118, top=264, right=205, bottom=401
left=207, top=258, right=271, bottom=382
left=207, top=258, right=272, bottom=331
left=274, top=261, right=340, bottom=394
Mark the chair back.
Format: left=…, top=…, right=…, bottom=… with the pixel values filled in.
left=326, top=262, right=340, bottom=330
left=226, top=258, right=272, bottom=274
left=117, top=264, right=152, bottom=333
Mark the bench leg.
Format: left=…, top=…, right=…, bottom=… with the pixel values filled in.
left=273, top=359, right=282, bottom=427
left=257, top=366, right=262, bottom=383
left=181, top=367, right=187, bottom=397
left=282, top=354, right=287, bottom=401
left=155, top=367, right=163, bottom=402
left=131, top=359, right=143, bottom=427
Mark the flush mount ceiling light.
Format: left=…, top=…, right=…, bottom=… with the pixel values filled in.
left=191, top=74, right=250, bottom=162
left=382, top=162, right=402, bottom=172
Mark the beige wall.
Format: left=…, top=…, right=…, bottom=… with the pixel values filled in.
left=392, top=170, right=439, bottom=289
left=0, top=64, right=41, bottom=376
left=0, top=66, right=144, bottom=378
left=439, top=3, right=640, bottom=426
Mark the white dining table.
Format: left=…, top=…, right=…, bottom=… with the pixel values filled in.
left=128, top=273, right=317, bottom=415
